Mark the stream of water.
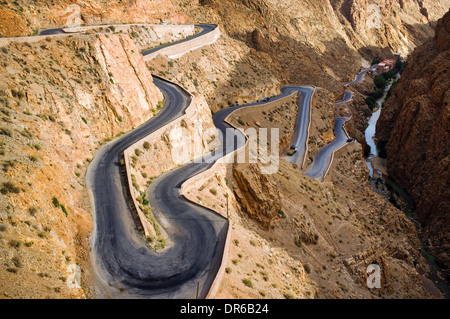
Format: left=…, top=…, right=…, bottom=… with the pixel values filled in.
left=364, top=84, right=390, bottom=177
left=363, top=75, right=449, bottom=298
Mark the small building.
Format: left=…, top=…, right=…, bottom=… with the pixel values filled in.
left=384, top=59, right=396, bottom=68
left=376, top=59, right=396, bottom=74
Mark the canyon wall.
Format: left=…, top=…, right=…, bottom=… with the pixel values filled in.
left=376, top=9, right=450, bottom=282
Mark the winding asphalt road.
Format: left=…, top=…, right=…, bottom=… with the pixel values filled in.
left=38, top=28, right=66, bottom=35
left=303, top=64, right=378, bottom=180
left=38, top=23, right=371, bottom=297
left=141, top=24, right=217, bottom=57
left=87, top=76, right=231, bottom=298
left=40, top=24, right=230, bottom=298
left=87, top=81, right=317, bottom=298
left=279, top=86, right=315, bottom=169
left=304, top=117, right=350, bottom=180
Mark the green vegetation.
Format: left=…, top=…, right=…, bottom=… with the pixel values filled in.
left=395, top=59, right=406, bottom=74
left=2, top=160, right=16, bottom=172
left=137, top=192, right=150, bottom=206
left=284, top=292, right=295, bottom=299
left=30, top=143, right=41, bottom=150
left=11, top=89, right=25, bottom=99
left=131, top=155, right=138, bottom=167
left=1, top=181, right=21, bottom=194
left=28, top=207, right=37, bottom=216
left=242, top=278, right=253, bottom=288
left=52, top=196, right=60, bottom=207
left=374, top=75, right=387, bottom=89
left=386, top=78, right=399, bottom=99
left=365, top=58, right=405, bottom=111
left=0, top=127, right=12, bottom=137
left=19, top=129, right=33, bottom=139
left=9, top=239, right=21, bottom=249
left=52, top=197, right=68, bottom=217
left=131, top=174, right=140, bottom=191
left=60, top=205, right=68, bottom=217
left=371, top=58, right=381, bottom=66
left=152, top=99, right=165, bottom=116
left=29, top=155, right=38, bottom=162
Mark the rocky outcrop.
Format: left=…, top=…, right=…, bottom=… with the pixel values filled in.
left=94, top=33, right=163, bottom=126
left=0, top=7, right=32, bottom=37
left=293, top=214, right=319, bottom=246
left=375, top=9, right=450, bottom=282
left=435, top=8, right=450, bottom=52
left=195, top=0, right=449, bottom=87
left=343, top=247, right=393, bottom=294
left=233, top=163, right=282, bottom=228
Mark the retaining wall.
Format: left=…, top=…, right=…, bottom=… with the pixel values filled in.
left=122, top=78, right=194, bottom=238
left=179, top=143, right=237, bottom=299
left=143, top=25, right=221, bottom=60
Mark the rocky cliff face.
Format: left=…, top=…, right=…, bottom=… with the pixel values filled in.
left=233, top=162, right=282, bottom=228
left=0, top=33, right=162, bottom=298
left=185, top=0, right=449, bottom=84
left=0, top=0, right=191, bottom=37
left=376, top=9, right=450, bottom=282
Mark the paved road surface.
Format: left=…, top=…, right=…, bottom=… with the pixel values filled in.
left=279, top=86, right=315, bottom=169
left=40, top=24, right=228, bottom=298
left=303, top=65, right=377, bottom=180
left=304, top=117, right=350, bottom=180
left=38, top=23, right=369, bottom=297
left=87, top=77, right=230, bottom=298
left=141, top=24, right=217, bottom=57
